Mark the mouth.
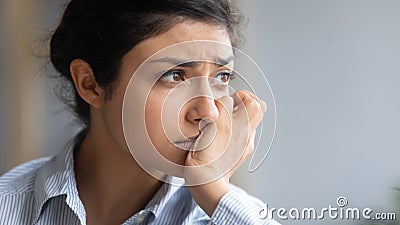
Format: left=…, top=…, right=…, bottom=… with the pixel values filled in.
left=174, top=132, right=200, bottom=151
left=173, top=122, right=212, bottom=151
left=173, top=139, right=196, bottom=151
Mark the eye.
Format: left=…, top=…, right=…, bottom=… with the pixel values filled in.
left=159, top=70, right=185, bottom=84
left=215, top=71, right=235, bottom=84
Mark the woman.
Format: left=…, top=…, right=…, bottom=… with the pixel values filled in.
left=0, top=0, right=279, bottom=224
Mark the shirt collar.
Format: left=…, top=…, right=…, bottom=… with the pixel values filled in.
left=128, top=177, right=185, bottom=223
left=32, top=130, right=185, bottom=225
left=33, top=130, right=87, bottom=225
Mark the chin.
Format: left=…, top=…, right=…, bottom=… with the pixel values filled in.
left=170, top=147, right=189, bottom=166
left=155, top=144, right=187, bottom=166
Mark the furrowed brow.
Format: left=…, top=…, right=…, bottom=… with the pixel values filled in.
left=147, top=55, right=235, bottom=68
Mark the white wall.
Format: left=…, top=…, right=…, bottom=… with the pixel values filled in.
left=233, top=1, right=400, bottom=224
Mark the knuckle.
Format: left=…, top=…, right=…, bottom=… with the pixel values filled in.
left=248, top=144, right=254, bottom=153
left=244, top=146, right=254, bottom=159
left=245, top=98, right=258, bottom=109
left=258, top=99, right=267, bottom=113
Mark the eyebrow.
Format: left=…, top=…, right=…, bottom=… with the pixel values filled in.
left=147, top=55, right=235, bottom=67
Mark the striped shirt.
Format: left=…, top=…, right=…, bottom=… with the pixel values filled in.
left=0, top=135, right=279, bottom=225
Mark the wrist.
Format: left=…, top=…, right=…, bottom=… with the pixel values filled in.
left=188, top=179, right=230, bottom=217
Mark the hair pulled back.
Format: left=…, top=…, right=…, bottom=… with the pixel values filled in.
left=50, top=0, right=242, bottom=125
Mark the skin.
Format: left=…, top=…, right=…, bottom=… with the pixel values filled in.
left=70, top=21, right=266, bottom=225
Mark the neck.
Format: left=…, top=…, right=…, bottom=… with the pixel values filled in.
left=74, top=115, right=162, bottom=225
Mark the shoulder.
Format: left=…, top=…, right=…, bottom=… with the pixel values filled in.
left=0, top=156, right=53, bottom=195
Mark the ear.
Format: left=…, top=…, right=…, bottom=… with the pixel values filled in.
left=70, top=59, right=105, bottom=108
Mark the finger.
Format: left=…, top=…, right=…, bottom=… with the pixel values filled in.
left=231, top=91, right=251, bottom=125
left=232, top=92, right=241, bottom=113
left=240, top=90, right=265, bottom=114
left=241, top=90, right=267, bottom=116
left=233, top=91, right=264, bottom=129
left=214, top=95, right=233, bottom=118
left=259, top=99, right=267, bottom=116
left=191, top=119, right=216, bottom=152
left=214, top=96, right=234, bottom=134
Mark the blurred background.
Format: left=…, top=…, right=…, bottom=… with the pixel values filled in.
left=1, top=1, right=399, bottom=224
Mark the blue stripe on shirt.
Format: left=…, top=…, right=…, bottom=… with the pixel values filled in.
left=0, top=134, right=280, bottom=225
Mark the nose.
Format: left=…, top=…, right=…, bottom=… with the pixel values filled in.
left=184, top=76, right=220, bottom=124
left=185, top=95, right=219, bottom=124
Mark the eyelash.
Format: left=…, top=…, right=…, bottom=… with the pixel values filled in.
left=158, top=69, right=236, bottom=86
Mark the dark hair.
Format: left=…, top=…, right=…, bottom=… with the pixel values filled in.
left=50, top=0, right=243, bottom=126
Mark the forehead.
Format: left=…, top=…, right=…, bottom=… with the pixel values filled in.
left=120, top=21, right=233, bottom=72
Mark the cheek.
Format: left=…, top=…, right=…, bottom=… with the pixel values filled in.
left=145, top=97, right=163, bottom=138
left=144, top=88, right=188, bottom=164
left=145, top=89, right=169, bottom=148
left=146, top=87, right=189, bottom=142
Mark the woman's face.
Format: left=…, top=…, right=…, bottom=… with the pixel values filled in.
left=101, top=21, right=234, bottom=168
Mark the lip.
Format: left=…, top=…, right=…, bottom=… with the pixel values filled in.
left=174, top=130, right=201, bottom=151
left=173, top=122, right=211, bottom=150
left=174, top=140, right=196, bottom=151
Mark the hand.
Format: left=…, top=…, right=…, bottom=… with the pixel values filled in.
left=184, top=90, right=267, bottom=216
